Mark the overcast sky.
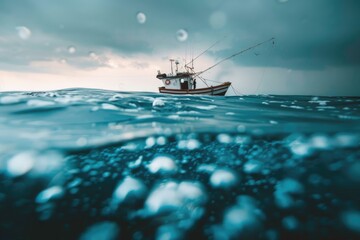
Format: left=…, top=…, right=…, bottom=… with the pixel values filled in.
left=0, top=0, right=359, bottom=95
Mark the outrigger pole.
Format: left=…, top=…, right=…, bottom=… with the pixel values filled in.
left=185, top=37, right=227, bottom=71
left=195, top=37, right=275, bottom=77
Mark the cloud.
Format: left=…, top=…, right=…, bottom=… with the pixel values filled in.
left=1, top=0, right=359, bottom=69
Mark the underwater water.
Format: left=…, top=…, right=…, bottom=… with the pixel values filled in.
left=0, top=88, right=359, bottom=240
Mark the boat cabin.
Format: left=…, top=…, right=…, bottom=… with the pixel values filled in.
left=156, top=72, right=197, bottom=90
left=156, top=59, right=197, bottom=90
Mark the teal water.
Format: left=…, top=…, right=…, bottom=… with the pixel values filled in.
left=0, top=89, right=359, bottom=239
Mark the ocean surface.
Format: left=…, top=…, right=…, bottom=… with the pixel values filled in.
left=0, top=88, right=359, bottom=240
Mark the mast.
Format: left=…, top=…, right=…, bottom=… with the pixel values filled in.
left=169, top=59, right=175, bottom=75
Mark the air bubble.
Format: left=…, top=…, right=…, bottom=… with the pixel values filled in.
left=176, top=29, right=188, bottom=42
left=16, top=26, right=31, bottom=40
left=136, top=12, right=146, bottom=24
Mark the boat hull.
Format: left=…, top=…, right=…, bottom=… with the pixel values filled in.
left=159, top=82, right=231, bottom=96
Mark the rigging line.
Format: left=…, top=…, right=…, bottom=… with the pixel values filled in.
left=255, top=68, right=266, bottom=95
left=195, top=37, right=275, bottom=77
left=231, top=85, right=239, bottom=96
left=202, top=79, right=223, bottom=84
left=254, top=40, right=272, bottom=94
left=230, top=85, right=242, bottom=96
left=199, top=76, right=222, bottom=83
left=198, top=76, right=210, bottom=87
left=185, top=36, right=227, bottom=68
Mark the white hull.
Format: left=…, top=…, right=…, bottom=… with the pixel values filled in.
left=159, top=82, right=231, bottom=96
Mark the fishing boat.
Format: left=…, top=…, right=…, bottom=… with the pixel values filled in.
left=156, top=38, right=275, bottom=96
left=156, top=60, right=231, bottom=96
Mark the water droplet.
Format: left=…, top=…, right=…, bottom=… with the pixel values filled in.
left=67, top=178, right=82, bottom=189
left=80, top=222, right=120, bottom=240
left=222, top=200, right=263, bottom=238
left=145, top=182, right=183, bottom=215
left=309, top=134, right=332, bottom=149
left=136, top=12, right=146, bottom=24
left=197, top=164, right=217, bottom=173
left=156, top=136, right=167, bottom=145
left=177, top=139, right=201, bottom=150
left=145, top=137, right=156, bottom=148
left=16, top=26, right=31, bottom=40
left=128, top=156, right=143, bottom=169
left=342, top=210, right=360, bottom=233
left=210, top=169, right=238, bottom=189
left=217, top=134, right=232, bottom=144
left=282, top=216, right=299, bottom=230
left=112, top=176, right=147, bottom=204
left=176, top=29, right=188, bottom=42
left=147, top=156, right=177, bottom=174
left=68, top=46, right=76, bottom=54
left=144, top=181, right=206, bottom=217
left=35, top=186, right=64, bottom=204
left=156, top=225, right=183, bottom=240
left=287, top=135, right=313, bottom=157
left=274, top=178, right=304, bottom=209
left=76, top=137, right=88, bottom=146
left=209, top=11, right=227, bottom=29
left=7, top=152, right=35, bottom=177
left=243, top=160, right=263, bottom=174
left=88, top=51, right=97, bottom=59
left=347, top=162, right=360, bottom=182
